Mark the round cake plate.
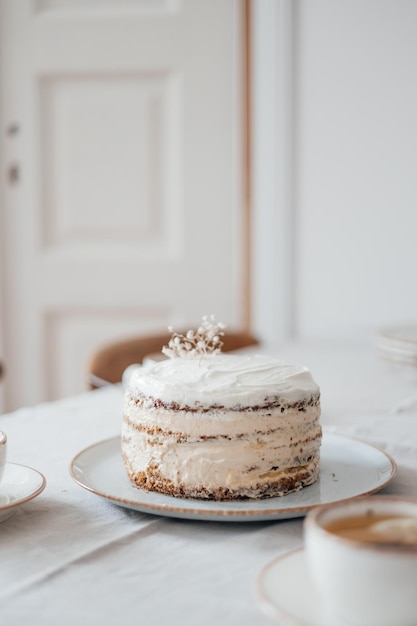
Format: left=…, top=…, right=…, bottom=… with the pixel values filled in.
left=69, top=432, right=396, bottom=522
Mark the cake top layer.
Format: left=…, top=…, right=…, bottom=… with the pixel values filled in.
left=127, top=353, right=319, bottom=409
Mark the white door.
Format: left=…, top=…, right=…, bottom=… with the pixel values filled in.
left=0, top=0, right=247, bottom=411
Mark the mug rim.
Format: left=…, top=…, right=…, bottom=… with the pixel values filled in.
left=304, top=495, right=417, bottom=554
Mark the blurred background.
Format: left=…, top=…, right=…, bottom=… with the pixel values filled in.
left=0, top=0, right=416, bottom=412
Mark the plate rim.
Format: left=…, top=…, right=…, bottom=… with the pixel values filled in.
left=256, top=547, right=311, bottom=626
left=69, top=432, right=397, bottom=521
left=0, top=462, right=47, bottom=510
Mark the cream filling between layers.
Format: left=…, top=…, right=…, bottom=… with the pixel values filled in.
left=121, top=409, right=321, bottom=492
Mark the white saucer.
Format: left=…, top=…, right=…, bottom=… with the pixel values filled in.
left=70, top=432, right=396, bottom=522
left=256, top=548, right=349, bottom=626
left=0, top=462, right=47, bottom=523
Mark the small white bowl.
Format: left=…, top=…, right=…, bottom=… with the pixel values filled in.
left=304, top=496, right=417, bottom=626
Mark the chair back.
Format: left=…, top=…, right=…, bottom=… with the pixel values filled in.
left=87, top=330, right=259, bottom=389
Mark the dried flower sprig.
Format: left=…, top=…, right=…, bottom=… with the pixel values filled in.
left=162, top=315, right=226, bottom=359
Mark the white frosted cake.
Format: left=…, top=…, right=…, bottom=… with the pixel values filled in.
left=121, top=322, right=321, bottom=501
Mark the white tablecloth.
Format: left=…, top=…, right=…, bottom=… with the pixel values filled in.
left=1, top=341, right=417, bottom=626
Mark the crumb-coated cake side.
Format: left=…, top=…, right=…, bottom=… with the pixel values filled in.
left=121, top=337, right=322, bottom=501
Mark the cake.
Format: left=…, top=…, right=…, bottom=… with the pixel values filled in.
left=121, top=320, right=321, bottom=501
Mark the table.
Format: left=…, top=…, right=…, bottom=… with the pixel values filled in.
left=1, top=341, right=417, bottom=626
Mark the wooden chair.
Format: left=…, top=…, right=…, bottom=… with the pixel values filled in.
left=87, top=330, right=259, bottom=390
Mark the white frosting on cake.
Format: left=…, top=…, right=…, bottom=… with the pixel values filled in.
left=127, top=353, right=319, bottom=408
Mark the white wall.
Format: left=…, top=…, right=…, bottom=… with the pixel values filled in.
left=0, top=192, right=4, bottom=413
left=0, top=289, right=4, bottom=414
left=252, top=0, right=417, bottom=344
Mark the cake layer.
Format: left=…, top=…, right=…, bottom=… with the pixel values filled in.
left=127, top=353, right=320, bottom=409
left=124, top=396, right=320, bottom=439
left=122, top=459, right=320, bottom=500
left=121, top=405, right=321, bottom=500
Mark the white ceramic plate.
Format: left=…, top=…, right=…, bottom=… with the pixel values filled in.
left=376, top=325, right=417, bottom=366
left=69, top=432, right=396, bottom=522
left=0, top=463, right=47, bottom=523
left=257, top=548, right=353, bottom=626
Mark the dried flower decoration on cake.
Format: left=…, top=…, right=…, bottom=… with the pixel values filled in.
left=162, top=315, right=226, bottom=359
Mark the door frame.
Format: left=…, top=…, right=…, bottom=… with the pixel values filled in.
left=250, top=0, right=294, bottom=346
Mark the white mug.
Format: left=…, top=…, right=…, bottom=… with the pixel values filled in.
left=304, top=496, right=417, bottom=626
left=0, top=431, right=7, bottom=484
